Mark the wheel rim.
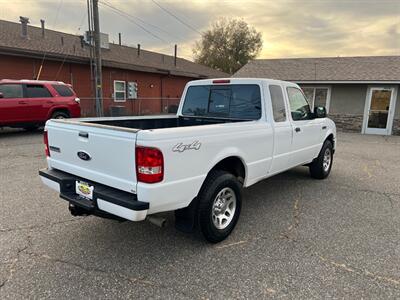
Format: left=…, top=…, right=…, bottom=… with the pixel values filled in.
left=211, top=187, right=236, bottom=230
left=323, top=148, right=331, bottom=172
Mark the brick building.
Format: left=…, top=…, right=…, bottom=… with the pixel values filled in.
left=0, top=18, right=226, bottom=116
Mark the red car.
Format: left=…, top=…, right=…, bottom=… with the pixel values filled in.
left=0, top=79, right=81, bottom=130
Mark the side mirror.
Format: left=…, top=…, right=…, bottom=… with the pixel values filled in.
left=314, top=106, right=326, bottom=118
left=0, top=92, right=3, bottom=98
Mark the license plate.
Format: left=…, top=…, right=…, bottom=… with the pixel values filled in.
left=75, top=181, right=94, bottom=200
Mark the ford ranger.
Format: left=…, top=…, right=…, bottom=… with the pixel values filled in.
left=39, top=78, right=336, bottom=243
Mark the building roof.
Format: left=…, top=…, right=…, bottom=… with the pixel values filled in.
left=233, top=56, right=400, bottom=82
left=0, top=19, right=227, bottom=79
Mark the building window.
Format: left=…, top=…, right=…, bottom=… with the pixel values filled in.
left=114, top=80, right=126, bottom=102
left=301, top=86, right=331, bottom=112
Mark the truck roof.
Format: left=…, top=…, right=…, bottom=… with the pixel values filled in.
left=187, top=78, right=298, bottom=86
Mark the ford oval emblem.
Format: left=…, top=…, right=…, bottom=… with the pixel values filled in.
left=77, top=151, right=91, bottom=161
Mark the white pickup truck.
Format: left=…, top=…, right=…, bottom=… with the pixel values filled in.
left=39, top=78, right=336, bottom=242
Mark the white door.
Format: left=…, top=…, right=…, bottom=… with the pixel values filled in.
left=267, top=84, right=293, bottom=175
left=286, top=87, right=323, bottom=166
left=364, top=87, right=397, bottom=135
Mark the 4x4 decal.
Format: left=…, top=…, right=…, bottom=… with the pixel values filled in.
left=172, top=141, right=201, bottom=153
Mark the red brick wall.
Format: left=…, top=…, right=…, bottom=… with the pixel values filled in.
left=0, top=54, right=193, bottom=117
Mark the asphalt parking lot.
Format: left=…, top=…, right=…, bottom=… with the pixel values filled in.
left=0, top=129, right=399, bottom=299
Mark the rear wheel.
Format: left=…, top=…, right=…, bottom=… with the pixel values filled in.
left=197, top=170, right=242, bottom=243
left=51, top=111, right=69, bottom=119
left=309, top=140, right=333, bottom=179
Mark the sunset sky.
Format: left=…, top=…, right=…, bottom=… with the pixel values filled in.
left=0, top=0, right=399, bottom=60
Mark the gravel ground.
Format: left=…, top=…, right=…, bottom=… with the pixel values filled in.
left=0, top=129, right=399, bottom=299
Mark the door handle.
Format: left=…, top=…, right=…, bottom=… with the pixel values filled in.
left=18, top=100, right=27, bottom=104
left=295, top=127, right=301, bottom=132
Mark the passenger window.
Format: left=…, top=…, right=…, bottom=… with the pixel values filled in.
left=209, top=88, right=230, bottom=117
left=0, top=84, right=23, bottom=98
left=287, top=87, right=312, bottom=121
left=52, top=84, right=74, bottom=97
left=25, top=84, right=52, bottom=98
left=269, top=85, right=286, bottom=122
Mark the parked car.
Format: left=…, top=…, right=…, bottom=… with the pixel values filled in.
left=39, top=78, right=336, bottom=242
left=0, top=79, right=80, bottom=130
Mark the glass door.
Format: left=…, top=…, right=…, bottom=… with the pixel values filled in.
left=365, top=87, right=395, bottom=135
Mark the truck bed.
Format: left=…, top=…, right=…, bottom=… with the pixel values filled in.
left=53, top=115, right=249, bottom=131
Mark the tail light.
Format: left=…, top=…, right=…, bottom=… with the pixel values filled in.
left=136, top=146, right=164, bottom=183
left=213, top=79, right=230, bottom=84
left=43, top=130, right=50, bottom=157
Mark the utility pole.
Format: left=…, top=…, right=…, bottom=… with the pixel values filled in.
left=92, top=0, right=103, bottom=117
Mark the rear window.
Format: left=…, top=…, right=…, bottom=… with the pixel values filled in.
left=182, top=84, right=261, bottom=120
left=52, top=84, right=74, bottom=97
left=25, top=84, right=52, bottom=98
left=0, top=84, right=23, bottom=98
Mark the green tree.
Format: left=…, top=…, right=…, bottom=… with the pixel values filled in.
left=193, top=18, right=262, bottom=74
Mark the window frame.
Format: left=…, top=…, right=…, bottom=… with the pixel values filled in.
left=286, top=86, right=313, bottom=122
left=113, top=80, right=126, bottom=102
left=300, top=86, right=331, bottom=113
left=181, top=84, right=263, bottom=121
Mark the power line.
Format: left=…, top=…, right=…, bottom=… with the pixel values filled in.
left=54, top=9, right=87, bottom=80
left=151, top=0, right=202, bottom=35
left=37, top=0, right=64, bottom=80
left=101, top=0, right=180, bottom=41
left=98, top=1, right=168, bottom=43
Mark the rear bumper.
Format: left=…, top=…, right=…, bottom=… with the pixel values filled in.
left=39, top=168, right=148, bottom=221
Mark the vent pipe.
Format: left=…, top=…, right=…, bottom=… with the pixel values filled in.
left=40, top=19, right=45, bottom=37
left=118, top=33, right=121, bottom=45
left=137, top=44, right=141, bottom=57
left=174, top=44, right=177, bottom=66
left=19, top=16, right=29, bottom=38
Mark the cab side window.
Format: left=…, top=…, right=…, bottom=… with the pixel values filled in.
left=287, top=87, right=312, bottom=121
left=0, top=84, right=23, bottom=98
left=25, top=84, right=52, bottom=98
left=269, top=85, right=287, bottom=122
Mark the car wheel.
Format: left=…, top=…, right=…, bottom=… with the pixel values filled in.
left=309, top=140, right=333, bottom=179
left=197, top=170, right=242, bottom=243
left=51, top=111, right=69, bottom=119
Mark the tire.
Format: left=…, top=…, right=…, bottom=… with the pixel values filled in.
left=51, top=111, right=69, bottom=119
left=309, top=140, right=333, bottom=179
left=197, top=170, right=242, bottom=243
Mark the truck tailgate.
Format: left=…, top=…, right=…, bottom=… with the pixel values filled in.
left=45, top=120, right=138, bottom=193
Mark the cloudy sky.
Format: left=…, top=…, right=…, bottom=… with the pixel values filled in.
left=0, top=0, right=399, bottom=60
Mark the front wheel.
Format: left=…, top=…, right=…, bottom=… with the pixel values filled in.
left=197, top=170, right=242, bottom=243
left=309, top=140, right=333, bottom=179
left=51, top=111, right=69, bottom=119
